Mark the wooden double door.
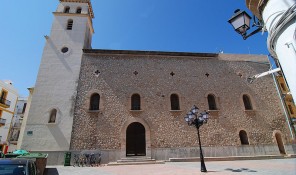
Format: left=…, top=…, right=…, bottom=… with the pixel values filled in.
left=126, top=122, right=146, bottom=156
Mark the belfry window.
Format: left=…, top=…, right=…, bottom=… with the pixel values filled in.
left=64, top=6, right=70, bottom=13
left=170, top=94, right=180, bottom=110
left=207, top=94, right=217, bottom=110
left=131, top=94, right=141, bottom=110
left=243, top=94, right=253, bottom=110
left=49, top=109, right=57, bottom=123
left=76, top=7, right=82, bottom=14
left=67, top=19, right=73, bottom=30
left=90, top=93, right=100, bottom=110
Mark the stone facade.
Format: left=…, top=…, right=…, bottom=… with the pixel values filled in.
left=70, top=49, right=292, bottom=162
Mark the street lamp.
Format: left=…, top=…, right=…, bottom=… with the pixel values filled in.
left=184, top=105, right=209, bottom=172
left=228, top=9, right=263, bottom=40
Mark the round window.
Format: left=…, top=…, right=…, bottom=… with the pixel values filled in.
left=61, top=47, right=69, bottom=53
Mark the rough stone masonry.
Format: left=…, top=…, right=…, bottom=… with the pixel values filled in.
left=70, top=49, right=291, bottom=162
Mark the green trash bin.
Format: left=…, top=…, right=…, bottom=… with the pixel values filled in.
left=64, top=152, right=71, bottom=166
left=17, top=153, right=48, bottom=175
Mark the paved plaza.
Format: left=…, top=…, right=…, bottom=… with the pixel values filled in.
left=45, top=158, right=296, bottom=175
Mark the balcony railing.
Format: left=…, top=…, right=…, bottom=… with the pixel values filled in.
left=13, top=123, right=22, bottom=128
left=17, top=109, right=24, bottom=114
left=0, top=98, right=11, bottom=108
left=0, top=118, right=6, bottom=125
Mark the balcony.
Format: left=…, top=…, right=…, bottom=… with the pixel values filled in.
left=9, top=137, right=19, bottom=145
left=0, top=98, right=11, bottom=108
left=17, top=109, right=24, bottom=114
left=13, top=123, right=22, bottom=128
left=0, top=118, right=6, bottom=126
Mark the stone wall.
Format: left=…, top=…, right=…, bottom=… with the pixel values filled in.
left=70, top=50, right=291, bottom=161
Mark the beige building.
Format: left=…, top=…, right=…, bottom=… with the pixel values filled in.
left=0, top=80, right=18, bottom=153
left=19, top=0, right=296, bottom=164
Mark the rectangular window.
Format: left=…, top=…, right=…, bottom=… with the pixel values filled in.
left=280, top=83, right=287, bottom=91
left=0, top=90, right=7, bottom=100
left=0, top=90, right=9, bottom=107
left=22, top=103, right=27, bottom=114
left=288, top=105, right=295, bottom=115
left=0, top=113, right=6, bottom=126
left=27, top=131, right=33, bottom=136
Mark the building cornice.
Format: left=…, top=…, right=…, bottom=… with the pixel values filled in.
left=246, top=0, right=269, bottom=20
left=83, top=49, right=268, bottom=63
left=59, top=0, right=94, bottom=18
left=83, top=49, right=219, bottom=58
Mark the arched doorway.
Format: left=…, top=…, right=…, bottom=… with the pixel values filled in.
left=126, top=122, right=146, bottom=156
left=275, top=133, right=286, bottom=154
left=239, top=130, right=249, bottom=145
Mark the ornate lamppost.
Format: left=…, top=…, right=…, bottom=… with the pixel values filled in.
left=184, top=105, right=209, bottom=172
left=228, top=9, right=263, bottom=40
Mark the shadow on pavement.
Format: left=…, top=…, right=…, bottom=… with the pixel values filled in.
left=225, top=168, right=257, bottom=173
left=44, top=168, right=59, bottom=175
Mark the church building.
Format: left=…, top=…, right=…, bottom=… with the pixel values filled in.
left=20, top=0, right=296, bottom=164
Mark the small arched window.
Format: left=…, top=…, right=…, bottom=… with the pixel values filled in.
left=207, top=94, right=217, bottom=110
left=76, top=7, right=82, bottom=14
left=131, top=94, right=141, bottom=110
left=170, top=94, right=180, bottom=110
left=90, top=93, right=100, bottom=110
left=64, top=6, right=70, bottom=13
left=49, top=109, right=57, bottom=123
left=239, top=130, right=249, bottom=145
left=243, top=94, right=253, bottom=110
left=67, top=19, right=73, bottom=30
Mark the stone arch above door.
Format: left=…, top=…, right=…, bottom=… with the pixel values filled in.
left=121, top=118, right=151, bottom=157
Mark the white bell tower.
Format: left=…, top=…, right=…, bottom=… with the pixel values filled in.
left=20, top=0, right=94, bottom=151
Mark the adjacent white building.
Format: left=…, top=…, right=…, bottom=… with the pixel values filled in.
left=8, top=97, right=28, bottom=151
left=0, top=80, right=18, bottom=153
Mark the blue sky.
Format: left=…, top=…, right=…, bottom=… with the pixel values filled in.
left=0, top=0, right=269, bottom=96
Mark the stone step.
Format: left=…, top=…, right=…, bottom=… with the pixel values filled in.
left=107, top=157, right=165, bottom=166
left=108, top=160, right=165, bottom=166
left=118, top=157, right=154, bottom=162
left=120, top=156, right=152, bottom=159
left=285, top=154, right=296, bottom=158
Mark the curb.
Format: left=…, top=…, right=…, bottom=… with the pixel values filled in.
left=169, top=155, right=296, bottom=162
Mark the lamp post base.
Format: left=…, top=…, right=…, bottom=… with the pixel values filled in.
left=201, top=169, right=207, bottom=172
left=197, top=126, right=207, bottom=173
left=201, top=161, right=207, bottom=172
